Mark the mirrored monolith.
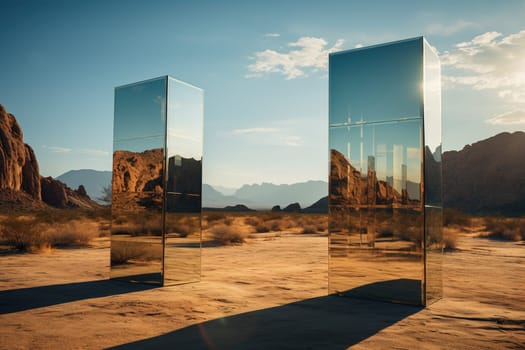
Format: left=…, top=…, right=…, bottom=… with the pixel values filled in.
left=328, top=37, right=442, bottom=305
left=111, top=76, right=203, bottom=286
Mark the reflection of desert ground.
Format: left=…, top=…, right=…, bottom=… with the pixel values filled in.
left=1, top=223, right=524, bottom=349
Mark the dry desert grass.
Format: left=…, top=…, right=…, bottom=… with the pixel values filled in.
left=0, top=210, right=524, bottom=349
left=0, top=208, right=110, bottom=251
left=204, top=211, right=328, bottom=238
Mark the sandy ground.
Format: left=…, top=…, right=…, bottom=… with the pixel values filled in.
left=0, top=232, right=524, bottom=349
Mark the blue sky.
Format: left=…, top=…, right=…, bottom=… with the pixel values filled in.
left=1, top=0, right=524, bottom=188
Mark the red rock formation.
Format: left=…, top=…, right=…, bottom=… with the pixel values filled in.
left=0, top=104, right=41, bottom=200
left=330, top=149, right=402, bottom=206
left=41, top=176, right=68, bottom=208
left=330, top=149, right=362, bottom=205
left=40, top=176, right=98, bottom=209
left=0, top=104, right=100, bottom=209
left=112, top=149, right=164, bottom=193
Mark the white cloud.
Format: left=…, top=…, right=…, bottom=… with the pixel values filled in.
left=354, top=43, right=364, bottom=48
left=42, top=145, right=109, bottom=156
left=43, top=145, right=72, bottom=153
left=247, top=36, right=345, bottom=80
left=264, top=33, right=280, bottom=38
left=486, top=110, right=525, bottom=125
left=442, top=30, right=525, bottom=103
left=282, top=135, right=301, bottom=147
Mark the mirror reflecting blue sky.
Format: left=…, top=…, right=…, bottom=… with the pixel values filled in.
left=330, top=38, right=422, bottom=126
left=114, top=77, right=166, bottom=142
left=167, top=77, right=203, bottom=161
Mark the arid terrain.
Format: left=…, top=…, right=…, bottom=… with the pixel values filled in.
left=0, top=213, right=524, bottom=350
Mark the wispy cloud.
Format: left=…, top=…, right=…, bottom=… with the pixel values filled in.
left=486, top=110, right=525, bottom=125
left=442, top=30, right=525, bottom=103
left=247, top=36, right=344, bottom=80
left=42, top=145, right=109, bottom=156
left=43, top=145, right=72, bottom=153
left=282, top=135, right=301, bottom=147
left=264, top=33, right=280, bottom=38
left=426, top=20, right=475, bottom=36
left=231, top=126, right=301, bottom=147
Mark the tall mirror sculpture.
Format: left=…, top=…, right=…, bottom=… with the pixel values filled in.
left=328, top=37, right=442, bottom=305
left=111, top=76, right=203, bottom=286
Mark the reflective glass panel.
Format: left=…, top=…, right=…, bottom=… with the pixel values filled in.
left=111, top=192, right=163, bottom=284
left=167, top=77, right=204, bottom=164
left=329, top=37, right=442, bottom=306
left=424, top=39, right=443, bottom=304
left=112, top=138, right=165, bottom=194
left=329, top=120, right=424, bottom=305
left=329, top=38, right=422, bottom=126
left=164, top=194, right=201, bottom=285
left=111, top=77, right=166, bottom=285
left=164, top=77, right=203, bottom=285
left=114, top=77, right=167, bottom=141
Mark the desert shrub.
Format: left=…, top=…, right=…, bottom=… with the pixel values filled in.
left=0, top=215, right=44, bottom=251
left=40, top=220, right=99, bottom=247
left=114, top=215, right=129, bottom=225
left=114, top=214, right=162, bottom=236
left=482, top=217, right=525, bottom=241
left=111, top=241, right=160, bottom=265
left=84, top=207, right=111, bottom=220
left=165, top=215, right=200, bottom=237
left=209, top=224, right=247, bottom=245
left=301, top=224, right=318, bottom=234
left=170, top=223, right=193, bottom=237
left=444, top=208, right=471, bottom=227
left=299, top=214, right=327, bottom=234
left=305, top=215, right=328, bottom=233
left=269, top=219, right=284, bottom=231
left=98, top=221, right=111, bottom=237
left=253, top=219, right=286, bottom=233
left=244, top=216, right=262, bottom=227
left=261, top=212, right=283, bottom=220
left=0, top=216, right=99, bottom=251
left=205, top=212, right=226, bottom=223
left=442, top=227, right=458, bottom=250
left=254, top=221, right=270, bottom=233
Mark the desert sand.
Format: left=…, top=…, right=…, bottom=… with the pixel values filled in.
left=0, top=231, right=524, bottom=349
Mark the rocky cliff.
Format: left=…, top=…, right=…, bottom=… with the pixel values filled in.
left=443, top=131, right=525, bottom=214
left=330, top=149, right=404, bottom=206
left=112, top=149, right=202, bottom=195
left=0, top=104, right=41, bottom=200
left=0, top=104, right=100, bottom=209
left=112, top=147, right=202, bottom=212
left=112, top=149, right=164, bottom=193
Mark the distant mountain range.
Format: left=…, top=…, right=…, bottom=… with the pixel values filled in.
left=443, top=131, right=525, bottom=215
left=50, top=131, right=525, bottom=215
left=57, top=170, right=112, bottom=203
left=54, top=164, right=327, bottom=210
left=203, top=181, right=328, bottom=209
